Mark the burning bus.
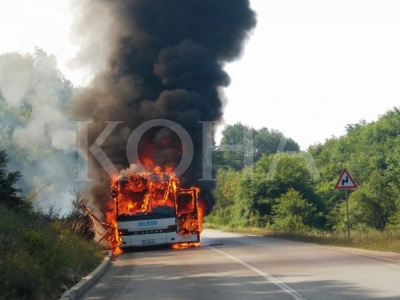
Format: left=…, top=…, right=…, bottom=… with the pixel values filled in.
left=105, top=170, right=203, bottom=249
left=73, top=0, right=256, bottom=254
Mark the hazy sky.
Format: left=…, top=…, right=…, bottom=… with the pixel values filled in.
left=1, top=0, right=400, bottom=150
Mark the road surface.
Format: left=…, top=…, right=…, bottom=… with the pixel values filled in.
left=82, top=229, right=400, bottom=300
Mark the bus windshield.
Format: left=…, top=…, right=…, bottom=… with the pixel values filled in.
left=116, top=206, right=176, bottom=221
left=115, top=174, right=178, bottom=218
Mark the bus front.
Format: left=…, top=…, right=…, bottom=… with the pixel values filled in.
left=113, top=173, right=200, bottom=247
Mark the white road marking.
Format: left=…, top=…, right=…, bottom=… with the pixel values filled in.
left=209, top=246, right=308, bottom=300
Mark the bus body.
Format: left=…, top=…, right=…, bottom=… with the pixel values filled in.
left=112, top=173, right=200, bottom=247
left=118, top=216, right=199, bottom=247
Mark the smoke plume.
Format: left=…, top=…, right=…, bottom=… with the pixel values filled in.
left=72, top=0, right=257, bottom=215
left=0, top=49, right=80, bottom=212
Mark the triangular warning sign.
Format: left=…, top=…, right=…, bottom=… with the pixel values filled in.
left=335, top=169, right=357, bottom=189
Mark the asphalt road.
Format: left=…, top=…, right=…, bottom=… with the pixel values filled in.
left=81, top=229, right=400, bottom=300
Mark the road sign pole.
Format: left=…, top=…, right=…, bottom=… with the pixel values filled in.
left=345, top=189, right=350, bottom=241
left=335, top=168, right=356, bottom=242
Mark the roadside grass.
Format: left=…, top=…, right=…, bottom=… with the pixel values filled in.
left=203, top=223, right=400, bottom=253
left=0, top=203, right=104, bottom=300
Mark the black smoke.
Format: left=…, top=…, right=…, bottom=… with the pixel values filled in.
left=72, top=0, right=257, bottom=214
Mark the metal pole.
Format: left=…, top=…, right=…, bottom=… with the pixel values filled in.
left=345, top=189, right=350, bottom=241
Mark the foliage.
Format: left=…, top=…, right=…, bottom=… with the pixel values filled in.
left=348, top=172, right=396, bottom=230
left=0, top=203, right=103, bottom=300
left=0, top=149, right=102, bottom=300
left=272, top=189, right=317, bottom=231
left=61, top=190, right=95, bottom=240
left=210, top=107, right=400, bottom=236
left=0, top=149, right=23, bottom=209
left=215, top=122, right=300, bottom=170
left=205, top=168, right=241, bottom=225
left=232, top=153, right=323, bottom=228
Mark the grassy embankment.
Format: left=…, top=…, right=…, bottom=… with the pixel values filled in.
left=0, top=203, right=105, bottom=300
left=203, top=223, right=400, bottom=253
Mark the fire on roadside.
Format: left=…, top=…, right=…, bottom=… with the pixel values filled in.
left=87, top=166, right=206, bottom=254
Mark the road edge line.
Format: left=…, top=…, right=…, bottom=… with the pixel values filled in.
left=208, top=246, right=308, bottom=300
left=237, top=230, right=400, bottom=264
left=312, top=244, right=400, bottom=264
left=59, top=250, right=113, bottom=300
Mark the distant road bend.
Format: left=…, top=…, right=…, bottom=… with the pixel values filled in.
left=82, top=229, right=400, bottom=300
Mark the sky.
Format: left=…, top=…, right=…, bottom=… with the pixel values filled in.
left=1, top=0, right=400, bottom=150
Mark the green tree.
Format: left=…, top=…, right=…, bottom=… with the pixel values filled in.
left=216, top=122, right=300, bottom=171
left=210, top=108, right=400, bottom=231
left=233, top=153, right=323, bottom=228
left=348, top=171, right=396, bottom=230
left=233, top=169, right=267, bottom=227
left=216, top=123, right=255, bottom=171
left=272, top=189, right=317, bottom=231
left=253, top=127, right=299, bottom=162
left=0, top=149, right=23, bottom=209
left=206, top=168, right=241, bottom=225
left=309, top=108, right=400, bottom=230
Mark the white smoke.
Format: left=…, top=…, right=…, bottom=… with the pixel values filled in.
left=0, top=0, right=97, bottom=214
left=0, top=50, right=83, bottom=213
left=0, top=54, right=32, bottom=106
left=0, top=52, right=76, bottom=153
left=11, top=95, right=76, bottom=153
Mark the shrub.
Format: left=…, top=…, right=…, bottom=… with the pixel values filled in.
left=272, top=189, right=317, bottom=232
left=0, top=203, right=104, bottom=300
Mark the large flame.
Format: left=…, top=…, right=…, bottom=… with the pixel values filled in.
left=103, top=166, right=204, bottom=253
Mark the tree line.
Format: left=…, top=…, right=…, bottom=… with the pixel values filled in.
left=207, top=109, right=400, bottom=232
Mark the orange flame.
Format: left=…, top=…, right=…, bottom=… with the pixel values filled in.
left=103, top=163, right=205, bottom=252
left=172, top=242, right=202, bottom=250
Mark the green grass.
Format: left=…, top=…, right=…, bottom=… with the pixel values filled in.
left=0, top=203, right=105, bottom=300
left=203, top=223, right=400, bottom=253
